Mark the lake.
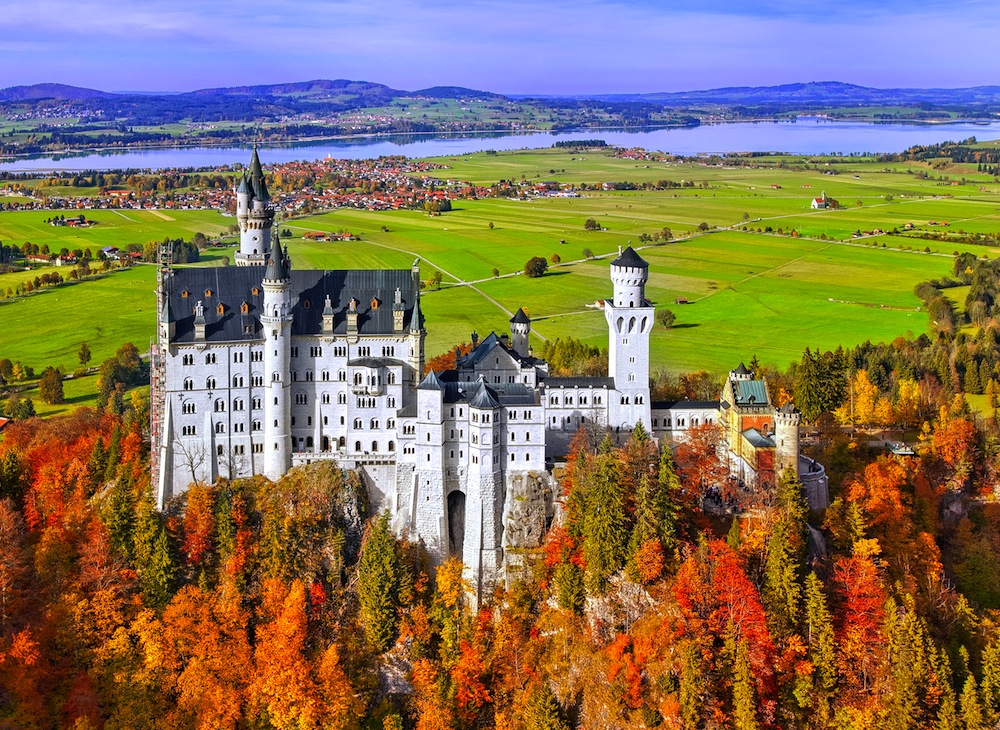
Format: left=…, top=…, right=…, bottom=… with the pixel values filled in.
left=3, top=118, right=1000, bottom=172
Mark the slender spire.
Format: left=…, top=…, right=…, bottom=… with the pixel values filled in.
left=264, top=237, right=290, bottom=281
left=410, top=293, right=423, bottom=332
left=248, top=145, right=269, bottom=201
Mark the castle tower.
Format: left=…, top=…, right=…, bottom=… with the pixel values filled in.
left=605, top=245, right=653, bottom=431
left=413, top=370, right=447, bottom=556
left=465, top=379, right=504, bottom=600
left=261, top=237, right=293, bottom=481
left=774, top=402, right=801, bottom=479
left=510, top=308, right=531, bottom=358
left=235, top=147, right=274, bottom=267
left=730, top=362, right=753, bottom=381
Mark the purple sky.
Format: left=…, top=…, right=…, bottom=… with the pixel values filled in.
left=3, top=0, right=997, bottom=94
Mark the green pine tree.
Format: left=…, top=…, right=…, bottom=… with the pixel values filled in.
left=357, top=512, right=402, bottom=652
left=583, top=451, right=628, bottom=594
left=804, top=572, right=836, bottom=721
left=554, top=561, right=585, bottom=614
left=961, top=675, right=986, bottom=730
left=524, top=683, right=569, bottom=730
left=732, top=639, right=760, bottom=730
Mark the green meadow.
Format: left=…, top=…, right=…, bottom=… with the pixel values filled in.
left=3, top=147, right=1000, bottom=416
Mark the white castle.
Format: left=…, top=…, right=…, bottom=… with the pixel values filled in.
left=151, top=151, right=826, bottom=594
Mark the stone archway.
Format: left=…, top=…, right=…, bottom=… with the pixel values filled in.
left=447, top=491, right=466, bottom=560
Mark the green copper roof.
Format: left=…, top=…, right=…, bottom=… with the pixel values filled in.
left=732, top=379, right=769, bottom=406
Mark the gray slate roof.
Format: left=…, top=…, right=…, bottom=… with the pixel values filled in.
left=543, top=376, right=615, bottom=389
left=651, top=400, right=721, bottom=410
left=611, top=245, right=649, bottom=269
left=742, top=428, right=775, bottom=449
left=165, top=266, right=418, bottom=343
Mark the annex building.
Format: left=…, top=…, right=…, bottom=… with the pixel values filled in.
left=151, top=151, right=827, bottom=594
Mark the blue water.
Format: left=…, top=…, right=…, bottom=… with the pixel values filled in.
left=2, top=118, right=999, bottom=172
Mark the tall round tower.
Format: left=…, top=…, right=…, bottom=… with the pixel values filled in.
left=774, top=401, right=802, bottom=479
left=605, top=245, right=653, bottom=431
left=235, top=147, right=274, bottom=267
left=261, top=237, right=293, bottom=480
left=509, top=307, right=531, bottom=358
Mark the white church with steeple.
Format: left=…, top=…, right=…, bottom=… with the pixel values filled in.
left=151, top=150, right=824, bottom=595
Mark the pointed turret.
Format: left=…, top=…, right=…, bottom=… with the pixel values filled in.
left=418, top=369, right=444, bottom=390
left=235, top=148, right=274, bottom=266
left=509, top=307, right=531, bottom=358
left=264, top=237, right=290, bottom=282
left=410, top=293, right=423, bottom=333
left=159, top=293, right=175, bottom=342
left=248, top=146, right=269, bottom=201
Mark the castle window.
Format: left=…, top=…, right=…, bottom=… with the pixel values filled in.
left=339, top=370, right=346, bottom=381
left=182, top=401, right=196, bottom=414
left=182, top=354, right=194, bottom=365
left=217, top=445, right=224, bottom=455
left=182, top=425, right=196, bottom=436
left=387, top=397, right=396, bottom=408
left=233, top=376, right=244, bottom=387
left=322, top=393, right=331, bottom=404
left=526, top=453, right=530, bottom=461
left=244, top=325, right=254, bottom=335
left=356, top=441, right=362, bottom=452
left=215, top=399, right=225, bottom=412
left=354, top=418, right=363, bottom=429
left=636, top=395, right=644, bottom=404
left=251, top=350, right=263, bottom=362
left=205, top=353, right=216, bottom=365
left=310, top=346, right=322, bottom=357
left=233, top=351, right=244, bottom=363
left=291, top=346, right=299, bottom=358
left=253, top=443, right=263, bottom=453
left=252, top=398, right=261, bottom=409
left=305, top=370, right=314, bottom=382
left=322, top=370, right=330, bottom=381
left=252, top=375, right=263, bottom=386
left=272, top=372, right=280, bottom=382
left=371, top=298, right=380, bottom=310
left=370, top=419, right=379, bottom=429
left=252, top=421, right=261, bottom=431
left=252, top=287, right=260, bottom=296
left=204, top=289, right=213, bottom=298
left=525, top=432, right=530, bottom=441
left=206, top=377, right=216, bottom=389
left=181, top=290, right=189, bottom=298
left=510, top=454, right=515, bottom=462
left=338, top=393, right=347, bottom=405
left=217, top=303, right=225, bottom=316
left=241, top=301, right=249, bottom=314
left=295, top=394, right=307, bottom=405
left=215, top=422, right=224, bottom=434
left=303, top=299, right=311, bottom=310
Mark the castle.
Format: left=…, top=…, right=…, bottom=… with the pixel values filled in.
left=151, top=150, right=826, bottom=594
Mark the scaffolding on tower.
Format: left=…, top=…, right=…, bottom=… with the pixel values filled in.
left=150, top=243, right=174, bottom=492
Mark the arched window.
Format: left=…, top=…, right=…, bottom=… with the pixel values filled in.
left=206, top=377, right=216, bottom=389
left=355, top=441, right=361, bottom=452
left=372, top=441, right=378, bottom=452
left=388, top=441, right=395, bottom=452
left=183, top=378, right=193, bottom=391
left=214, top=399, right=225, bottom=412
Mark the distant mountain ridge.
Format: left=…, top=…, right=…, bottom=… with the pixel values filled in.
left=524, top=81, right=1000, bottom=108
left=0, top=83, right=115, bottom=102
left=5, top=79, right=1000, bottom=110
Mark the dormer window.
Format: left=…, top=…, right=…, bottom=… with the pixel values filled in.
left=252, top=287, right=260, bottom=296
left=204, top=289, right=213, bottom=298
left=241, top=301, right=249, bottom=314
left=181, top=290, right=189, bottom=298
left=371, top=297, right=380, bottom=310
left=216, top=303, right=225, bottom=315
left=303, top=299, right=311, bottom=310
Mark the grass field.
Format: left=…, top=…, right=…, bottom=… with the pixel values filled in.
left=0, top=208, right=233, bottom=252
left=3, top=147, right=1000, bottom=417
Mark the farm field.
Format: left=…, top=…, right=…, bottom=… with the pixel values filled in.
left=0, top=208, right=233, bottom=252
left=3, top=146, right=1000, bottom=417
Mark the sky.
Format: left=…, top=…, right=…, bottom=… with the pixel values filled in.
left=2, top=0, right=997, bottom=94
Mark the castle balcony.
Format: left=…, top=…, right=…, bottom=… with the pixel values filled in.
left=350, top=382, right=384, bottom=396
